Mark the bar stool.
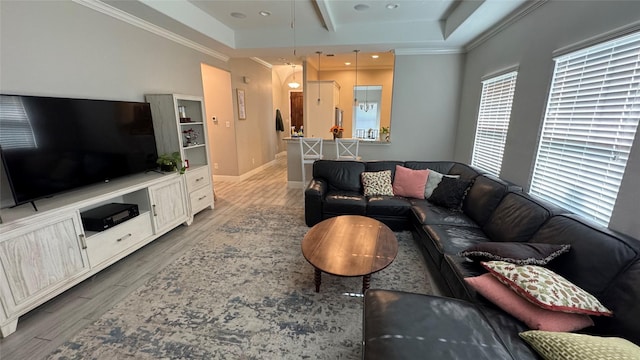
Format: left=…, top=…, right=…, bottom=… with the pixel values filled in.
left=300, top=137, right=323, bottom=188
left=335, top=138, right=361, bottom=160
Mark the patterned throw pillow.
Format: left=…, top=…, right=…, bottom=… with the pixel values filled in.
left=428, top=176, right=471, bottom=210
left=361, top=170, right=394, bottom=196
left=465, top=274, right=594, bottom=332
left=482, top=261, right=612, bottom=316
left=459, top=243, right=571, bottom=265
left=520, top=331, right=640, bottom=360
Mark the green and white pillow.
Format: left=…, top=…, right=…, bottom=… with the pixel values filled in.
left=520, top=330, right=640, bottom=360
left=482, top=261, right=612, bottom=316
left=361, top=170, right=394, bottom=196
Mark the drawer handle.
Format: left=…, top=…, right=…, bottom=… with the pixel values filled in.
left=79, top=234, right=87, bottom=249
left=198, top=195, right=207, bottom=201
left=152, top=204, right=157, bottom=217
left=117, top=233, right=132, bottom=242
left=195, top=177, right=204, bottom=182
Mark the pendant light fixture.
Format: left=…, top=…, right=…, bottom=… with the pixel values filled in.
left=353, top=49, right=360, bottom=107
left=288, top=64, right=300, bottom=89
left=316, top=51, right=322, bottom=104
left=360, top=86, right=373, bottom=112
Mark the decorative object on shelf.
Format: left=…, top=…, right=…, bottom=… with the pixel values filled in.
left=182, top=128, right=199, bottom=146
left=330, top=125, right=344, bottom=139
left=178, top=105, right=191, bottom=123
left=237, top=89, right=246, bottom=120
left=156, top=152, right=185, bottom=174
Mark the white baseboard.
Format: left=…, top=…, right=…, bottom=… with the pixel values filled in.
left=288, top=181, right=304, bottom=189
left=275, top=151, right=287, bottom=159
left=213, top=158, right=278, bottom=182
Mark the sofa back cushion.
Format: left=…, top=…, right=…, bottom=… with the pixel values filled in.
left=364, top=161, right=405, bottom=180
left=404, top=161, right=455, bottom=174
left=529, top=214, right=640, bottom=343
left=313, top=160, right=365, bottom=192
left=483, top=192, right=565, bottom=243
left=448, top=163, right=484, bottom=181
left=462, top=175, right=511, bottom=226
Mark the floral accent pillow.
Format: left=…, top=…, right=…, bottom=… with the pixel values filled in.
left=361, top=170, right=394, bottom=196
left=465, top=274, right=594, bottom=332
left=482, top=261, right=613, bottom=316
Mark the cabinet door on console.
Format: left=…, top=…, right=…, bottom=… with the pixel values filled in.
left=149, top=176, right=188, bottom=234
left=0, top=212, right=90, bottom=314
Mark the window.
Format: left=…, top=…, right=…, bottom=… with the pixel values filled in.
left=530, top=32, right=640, bottom=226
left=353, top=86, right=382, bottom=140
left=471, top=71, right=518, bottom=176
left=0, top=95, right=37, bottom=150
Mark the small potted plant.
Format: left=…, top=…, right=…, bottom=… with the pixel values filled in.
left=156, top=152, right=185, bottom=174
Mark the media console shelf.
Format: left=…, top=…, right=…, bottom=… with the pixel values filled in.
left=0, top=171, right=188, bottom=337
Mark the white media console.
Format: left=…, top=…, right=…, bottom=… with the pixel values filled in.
left=0, top=168, right=215, bottom=337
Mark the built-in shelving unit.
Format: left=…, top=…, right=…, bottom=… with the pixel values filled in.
left=145, top=94, right=214, bottom=223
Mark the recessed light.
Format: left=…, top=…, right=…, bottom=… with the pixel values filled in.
left=230, top=12, right=246, bottom=19
left=354, top=4, right=369, bottom=11
left=386, top=4, right=399, bottom=10
left=371, top=55, right=379, bottom=59
left=259, top=10, right=271, bottom=17
left=345, top=62, right=351, bottom=66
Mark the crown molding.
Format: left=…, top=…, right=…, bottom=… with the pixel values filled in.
left=393, top=48, right=465, bottom=56
left=72, top=0, right=230, bottom=62
left=465, top=0, right=548, bottom=52
left=250, top=57, right=273, bottom=69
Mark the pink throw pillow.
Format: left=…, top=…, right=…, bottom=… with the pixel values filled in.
left=392, top=166, right=429, bottom=199
left=465, top=273, right=594, bottom=332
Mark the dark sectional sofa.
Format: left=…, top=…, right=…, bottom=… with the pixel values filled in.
left=304, top=160, right=640, bottom=359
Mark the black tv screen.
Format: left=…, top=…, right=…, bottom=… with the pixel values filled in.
left=0, top=94, right=159, bottom=206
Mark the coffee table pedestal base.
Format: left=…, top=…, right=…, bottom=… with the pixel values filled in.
left=313, top=268, right=371, bottom=294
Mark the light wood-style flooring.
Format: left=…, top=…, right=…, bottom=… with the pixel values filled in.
left=0, top=155, right=301, bottom=360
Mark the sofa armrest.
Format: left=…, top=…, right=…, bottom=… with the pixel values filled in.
left=305, top=178, right=327, bottom=226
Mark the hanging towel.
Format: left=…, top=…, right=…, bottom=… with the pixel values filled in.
left=275, top=109, right=285, bottom=132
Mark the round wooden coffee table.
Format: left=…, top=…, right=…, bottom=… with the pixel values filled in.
left=301, top=215, right=398, bottom=293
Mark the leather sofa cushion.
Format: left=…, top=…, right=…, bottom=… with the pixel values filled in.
left=403, top=161, right=454, bottom=174
left=411, top=200, right=478, bottom=227
left=530, top=214, right=639, bottom=298
left=312, top=160, right=364, bottom=192
left=449, top=162, right=484, bottom=180
left=366, top=196, right=412, bottom=217
left=483, top=192, right=565, bottom=243
left=476, top=305, right=541, bottom=360
left=363, top=290, right=528, bottom=360
left=462, top=174, right=511, bottom=226
left=441, top=254, right=485, bottom=301
left=364, top=161, right=404, bottom=179
left=323, top=191, right=366, bottom=215
left=426, top=225, right=490, bottom=256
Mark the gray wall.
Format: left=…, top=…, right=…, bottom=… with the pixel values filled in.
left=455, top=1, right=640, bottom=238
left=0, top=1, right=227, bottom=101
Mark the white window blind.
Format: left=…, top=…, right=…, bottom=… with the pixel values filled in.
left=0, top=96, right=38, bottom=150
left=530, top=32, right=640, bottom=226
left=471, top=71, right=518, bottom=176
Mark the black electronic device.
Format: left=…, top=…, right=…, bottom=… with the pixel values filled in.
left=81, top=203, right=140, bottom=232
left=0, top=94, right=159, bottom=207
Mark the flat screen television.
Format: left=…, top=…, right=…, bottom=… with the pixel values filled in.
left=0, top=94, right=159, bottom=207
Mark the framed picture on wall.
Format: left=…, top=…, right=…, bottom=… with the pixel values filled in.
left=237, top=89, right=246, bottom=120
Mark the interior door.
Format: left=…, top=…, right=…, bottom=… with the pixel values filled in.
left=290, top=91, right=303, bottom=131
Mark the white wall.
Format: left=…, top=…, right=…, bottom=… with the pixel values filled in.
left=0, top=1, right=227, bottom=101
left=228, top=58, right=277, bottom=175
left=455, top=1, right=640, bottom=238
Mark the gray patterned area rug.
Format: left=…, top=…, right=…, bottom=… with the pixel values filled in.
left=48, top=206, right=432, bottom=359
